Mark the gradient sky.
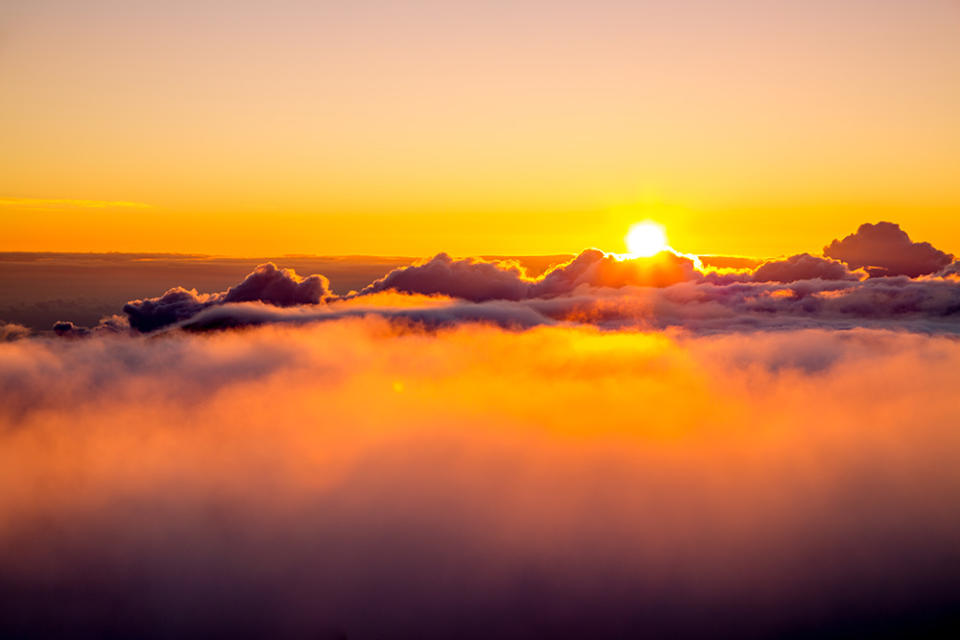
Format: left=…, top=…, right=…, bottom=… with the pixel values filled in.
left=2, top=0, right=959, bottom=257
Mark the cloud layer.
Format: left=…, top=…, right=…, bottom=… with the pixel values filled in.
left=2, top=322, right=960, bottom=637
left=29, top=221, right=932, bottom=337
left=123, top=263, right=332, bottom=332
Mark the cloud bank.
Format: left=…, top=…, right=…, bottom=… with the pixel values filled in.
left=357, top=248, right=701, bottom=301
left=123, top=263, right=332, bottom=332
left=1, top=322, right=959, bottom=638
left=41, top=221, right=942, bottom=337
left=750, top=252, right=859, bottom=283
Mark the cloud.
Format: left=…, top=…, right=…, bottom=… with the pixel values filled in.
left=533, top=276, right=960, bottom=333
left=0, top=322, right=30, bottom=342
left=25, top=221, right=955, bottom=336
left=123, top=286, right=218, bottom=333
left=179, top=298, right=552, bottom=332
left=123, top=263, right=332, bottom=332
left=111, top=251, right=701, bottom=333
left=750, top=252, right=860, bottom=282
left=358, top=253, right=533, bottom=301
left=221, top=262, right=332, bottom=306
left=2, top=322, right=960, bottom=637
left=52, top=320, right=91, bottom=337
left=124, top=274, right=960, bottom=336
left=530, top=248, right=699, bottom=295
left=357, top=249, right=700, bottom=302
left=824, top=221, right=953, bottom=277
left=52, top=315, right=129, bottom=338
left=937, top=261, right=960, bottom=278
left=698, top=255, right=762, bottom=270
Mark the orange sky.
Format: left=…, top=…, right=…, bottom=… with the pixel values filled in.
left=2, top=0, right=959, bottom=257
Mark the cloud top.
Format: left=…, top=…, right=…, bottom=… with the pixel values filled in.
left=751, top=252, right=859, bottom=283
left=123, top=263, right=331, bottom=332
left=358, top=253, right=533, bottom=301
left=824, top=221, right=953, bottom=277
left=6, top=220, right=953, bottom=336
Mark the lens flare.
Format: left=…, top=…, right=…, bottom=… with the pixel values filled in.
left=625, top=221, right=669, bottom=257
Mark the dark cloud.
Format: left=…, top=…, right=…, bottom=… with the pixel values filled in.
left=123, top=263, right=332, bottom=332
left=751, top=252, right=859, bottom=283
left=52, top=320, right=90, bottom=337
left=123, top=287, right=215, bottom=333
left=132, top=274, right=960, bottom=337
left=53, top=315, right=130, bottom=338
left=824, top=221, right=953, bottom=277
left=358, top=253, right=532, bottom=302
left=358, top=249, right=700, bottom=303
left=221, top=262, right=332, bottom=305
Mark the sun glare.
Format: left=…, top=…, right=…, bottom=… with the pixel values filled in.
left=625, top=221, right=669, bottom=257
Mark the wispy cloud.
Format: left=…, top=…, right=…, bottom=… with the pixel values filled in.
left=0, top=197, right=151, bottom=209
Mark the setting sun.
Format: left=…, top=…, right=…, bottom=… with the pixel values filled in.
left=625, top=221, right=669, bottom=257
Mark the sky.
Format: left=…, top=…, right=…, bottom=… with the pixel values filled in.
left=2, top=0, right=959, bottom=256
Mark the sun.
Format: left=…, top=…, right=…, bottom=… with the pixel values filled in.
left=625, top=221, right=669, bottom=257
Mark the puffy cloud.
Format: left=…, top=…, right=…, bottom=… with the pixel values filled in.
left=221, top=262, right=332, bottom=305
left=130, top=274, right=960, bottom=336
left=113, top=250, right=698, bottom=333
left=123, top=286, right=215, bottom=333
left=52, top=320, right=90, bottom=337
left=358, top=253, right=532, bottom=302
left=824, top=221, right=953, bottom=277
left=750, top=252, right=859, bottom=283
left=358, top=249, right=700, bottom=302
left=123, top=263, right=332, bottom=332
left=31, top=221, right=960, bottom=336
left=0, top=322, right=30, bottom=342
left=530, top=248, right=699, bottom=295
left=2, top=323, right=960, bottom=637
left=52, top=315, right=130, bottom=338
left=699, top=253, right=860, bottom=286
